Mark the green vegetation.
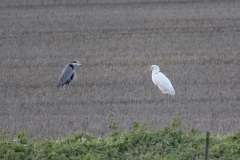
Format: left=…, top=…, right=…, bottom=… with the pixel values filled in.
left=1, top=117, right=240, bottom=160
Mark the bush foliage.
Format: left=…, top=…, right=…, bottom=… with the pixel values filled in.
left=0, top=117, right=240, bottom=159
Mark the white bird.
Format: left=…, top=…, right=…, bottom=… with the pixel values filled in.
left=145, top=65, right=175, bottom=95
left=58, top=60, right=81, bottom=88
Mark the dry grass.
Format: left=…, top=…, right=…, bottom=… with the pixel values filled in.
left=0, top=0, right=240, bottom=138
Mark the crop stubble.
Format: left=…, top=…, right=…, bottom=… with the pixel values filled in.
left=0, top=0, right=240, bottom=138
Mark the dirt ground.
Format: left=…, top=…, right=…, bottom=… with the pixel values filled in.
left=0, top=0, right=240, bottom=138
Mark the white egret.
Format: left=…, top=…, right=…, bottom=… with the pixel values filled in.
left=145, top=65, right=175, bottom=95
left=58, top=60, right=81, bottom=88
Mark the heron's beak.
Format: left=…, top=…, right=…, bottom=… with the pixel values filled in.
left=145, top=67, right=152, bottom=73
left=79, top=62, right=85, bottom=66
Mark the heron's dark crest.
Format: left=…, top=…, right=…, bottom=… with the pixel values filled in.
left=71, top=61, right=79, bottom=64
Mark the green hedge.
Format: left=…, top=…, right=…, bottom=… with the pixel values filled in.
left=0, top=118, right=240, bottom=159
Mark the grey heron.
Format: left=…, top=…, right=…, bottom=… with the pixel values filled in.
left=145, top=65, right=175, bottom=95
left=58, top=60, right=81, bottom=88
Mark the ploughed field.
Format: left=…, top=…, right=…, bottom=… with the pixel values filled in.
left=0, top=0, right=240, bottom=138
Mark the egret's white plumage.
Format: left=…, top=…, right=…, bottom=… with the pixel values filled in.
left=145, top=65, right=175, bottom=95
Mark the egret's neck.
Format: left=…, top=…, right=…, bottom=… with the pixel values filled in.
left=152, top=69, right=160, bottom=74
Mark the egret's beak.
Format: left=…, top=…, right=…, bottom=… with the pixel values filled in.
left=145, top=67, right=152, bottom=73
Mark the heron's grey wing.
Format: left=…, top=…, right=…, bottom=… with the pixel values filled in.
left=58, top=64, right=74, bottom=87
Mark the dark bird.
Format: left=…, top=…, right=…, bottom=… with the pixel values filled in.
left=58, top=60, right=81, bottom=88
